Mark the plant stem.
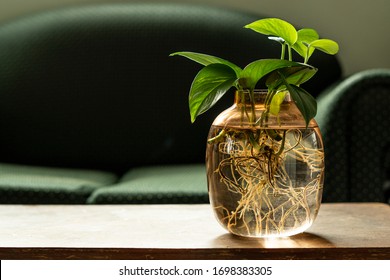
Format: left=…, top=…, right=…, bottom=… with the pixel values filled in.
left=281, top=43, right=286, bottom=60
left=304, top=48, right=309, bottom=64
left=258, top=90, right=275, bottom=127
left=288, top=45, right=293, bottom=61
left=249, top=90, right=256, bottom=124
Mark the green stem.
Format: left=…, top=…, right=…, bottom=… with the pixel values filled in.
left=258, top=90, right=275, bottom=127
left=207, top=129, right=226, bottom=144
left=240, top=90, right=245, bottom=124
left=304, top=47, right=310, bottom=64
left=280, top=43, right=286, bottom=60
left=288, top=45, right=293, bottom=61
left=250, top=90, right=257, bottom=124
left=241, top=90, right=252, bottom=124
left=304, top=44, right=313, bottom=64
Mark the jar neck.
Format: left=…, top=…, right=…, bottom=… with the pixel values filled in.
left=234, top=89, right=291, bottom=106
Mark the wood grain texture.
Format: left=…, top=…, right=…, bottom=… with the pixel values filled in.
left=0, top=203, right=389, bottom=259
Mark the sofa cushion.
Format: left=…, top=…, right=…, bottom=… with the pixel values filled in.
left=87, top=164, right=208, bottom=204
left=0, top=163, right=118, bottom=204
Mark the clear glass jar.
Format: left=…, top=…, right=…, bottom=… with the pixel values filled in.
left=206, top=90, right=324, bottom=238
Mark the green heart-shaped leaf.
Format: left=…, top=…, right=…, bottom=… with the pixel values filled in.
left=239, top=59, right=307, bottom=90
left=277, top=70, right=317, bottom=127
left=285, top=83, right=317, bottom=127
left=266, top=64, right=317, bottom=89
left=297, top=28, right=319, bottom=43
left=245, top=18, right=298, bottom=46
left=308, top=39, right=339, bottom=55
left=170, top=51, right=242, bottom=75
left=189, top=64, right=237, bottom=122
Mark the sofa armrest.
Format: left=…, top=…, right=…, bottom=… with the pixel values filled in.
left=316, top=69, right=390, bottom=202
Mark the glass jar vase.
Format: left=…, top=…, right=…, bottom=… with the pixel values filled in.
left=206, top=89, right=324, bottom=238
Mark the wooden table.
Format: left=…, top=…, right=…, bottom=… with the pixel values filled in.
left=0, top=203, right=389, bottom=260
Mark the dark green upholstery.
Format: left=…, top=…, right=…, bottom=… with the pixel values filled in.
left=0, top=163, right=117, bottom=204
left=317, top=69, right=390, bottom=203
left=0, top=3, right=342, bottom=204
left=87, top=164, right=208, bottom=204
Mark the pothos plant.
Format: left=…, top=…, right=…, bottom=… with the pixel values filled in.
left=170, top=18, right=339, bottom=127
left=171, top=18, right=339, bottom=237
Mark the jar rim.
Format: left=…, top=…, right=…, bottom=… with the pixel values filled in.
left=236, top=89, right=268, bottom=94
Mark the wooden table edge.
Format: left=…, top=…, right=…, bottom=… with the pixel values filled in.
left=1, top=247, right=389, bottom=260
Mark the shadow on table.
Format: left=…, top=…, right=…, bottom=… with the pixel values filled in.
left=211, top=232, right=335, bottom=248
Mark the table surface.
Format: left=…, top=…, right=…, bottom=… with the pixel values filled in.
left=0, top=203, right=389, bottom=260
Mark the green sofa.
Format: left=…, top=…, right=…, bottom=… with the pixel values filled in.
left=316, top=68, right=390, bottom=203
left=3, top=3, right=386, bottom=204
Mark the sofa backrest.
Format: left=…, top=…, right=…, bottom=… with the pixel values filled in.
left=0, top=3, right=342, bottom=174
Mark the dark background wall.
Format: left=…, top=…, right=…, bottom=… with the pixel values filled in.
left=0, top=0, right=389, bottom=76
